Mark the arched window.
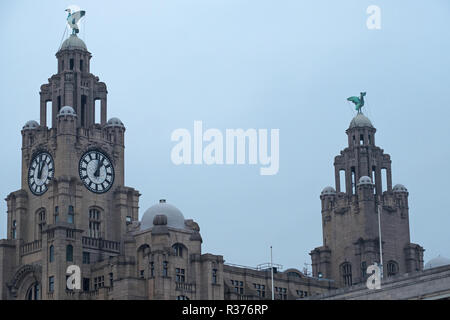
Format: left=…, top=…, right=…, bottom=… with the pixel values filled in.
left=66, top=245, right=73, bottom=262
left=172, top=243, right=185, bottom=257
left=387, top=261, right=399, bottom=277
left=340, top=262, right=352, bottom=287
left=49, top=245, right=54, bottom=262
left=89, top=208, right=101, bottom=238
left=26, top=282, right=41, bottom=300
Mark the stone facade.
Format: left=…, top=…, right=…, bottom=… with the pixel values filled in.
left=0, top=34, right=334, bottom=300
left=310, top=113, right=424, bottom=287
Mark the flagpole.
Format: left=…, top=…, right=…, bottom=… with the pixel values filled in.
left=377, top=204, right=383, bottom=279
left=270, top=246, right=274, bottom=300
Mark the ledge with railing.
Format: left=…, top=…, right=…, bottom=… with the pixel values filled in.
left=21, top=239, right=42, bottom=256
left=176, top=282, right=196, bottom=293
left=82, top=237, right=120, bottom=252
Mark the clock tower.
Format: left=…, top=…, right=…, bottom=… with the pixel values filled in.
left=0, top=31, right=140, bottom=299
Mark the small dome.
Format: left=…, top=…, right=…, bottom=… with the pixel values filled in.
left=349, top=113, right=373, bottom=129
left=141, top=199, right=186, bottom=230
left=393, top=184, right=408, bottom=193
left=358, top=176, right=373, bottom=185
left=425, top=256, right=450, bottom=269
left=23, top=120, right=39, bottom=130
left=57, top=106, right=77, bottom=117
left=60, top=34, right=87, bottom=51
left=321, top=186, right=336, bottom=196
left=106, top=117, right=125, bottom=128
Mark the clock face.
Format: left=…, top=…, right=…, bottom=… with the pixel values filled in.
left=79, top=150, right=114, bottom=194
left=28, top=151, right=54, bottom=196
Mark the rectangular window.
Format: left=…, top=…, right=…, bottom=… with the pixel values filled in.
left=163, top=261, right=168, bottom=277
left=83, top=278, right=90, bottom=292
left=212, top=269, right=217, bottom=284
left=80, top=59, right=84, bottom=72
left=176, top=268, right=185, bottom=283
left=57, top=96, right=61, bottom=112
left=81, top=95, right=87, bottom=127
left=68, top=206, right=74, bottom=224
left=54, top=206, right=59, bottom=223
left=49, top=276, right=54, bottom=292
left=70, top=58, right=74, bottom=70
left=150, top=262, right=154, bottom=278
left=140, top=270, right=144, bottom=278
left=83, top=252, right=90, bottom=264
left=109, top=273, right=113, bottom=287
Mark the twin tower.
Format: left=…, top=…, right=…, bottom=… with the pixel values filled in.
left=310, top=113, right=424, bottom=287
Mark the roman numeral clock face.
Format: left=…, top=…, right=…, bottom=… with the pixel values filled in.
left=28, top=151, right=55, bottom=196
left=79, top=150, right=115, bottom=194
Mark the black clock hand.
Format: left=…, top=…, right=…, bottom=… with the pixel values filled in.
left=37, top=156, right=44, bottom=179
left=94, top=157, right=105, bottom=177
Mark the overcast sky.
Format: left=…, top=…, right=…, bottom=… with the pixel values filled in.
left=1, top=0, right=449, bottom=271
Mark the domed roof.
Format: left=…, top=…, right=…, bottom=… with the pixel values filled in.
left=23, top=120, right=39, bottom=130
left=358, top=176, right=373, bottom=185
left=321, top=186, right=336, bottom=196
left=393, top=184, right=408, bottom=193
left=349, top=113, right=373, bottom=129
left=106, top=117, right=124, bottom=128
left=141, top=200, right=186, bottom=230
left=425, top=255, right=450, bottom=269
left=60, top=34, right=87, bottom=51
left=57, top=106, right=77, bottom=117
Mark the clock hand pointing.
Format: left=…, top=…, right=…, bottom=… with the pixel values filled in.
left=37, top=156, right=44, bottom=179
left=94, top=157, right=105, bottom=177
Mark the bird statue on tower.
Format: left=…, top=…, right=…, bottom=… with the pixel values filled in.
left=347, top=92, right=366, bottom=113
left=65, top=6, right=86, bottom=34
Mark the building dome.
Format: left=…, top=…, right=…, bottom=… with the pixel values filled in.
left=321, top=186, right=336, bottom=196
left=141, top=200, right=186, bottom=230
left=349, top=113, right=373, bottom=129
left=393, top=184, right=408, bottom=193
left=106, top=117, right=124, bottom=128
left=57, top=106, right=77, bottom=117
left=60, top=34, right=87, bottom=51
left=358, top=176, right=373, bottom=185
left=23, top=120, right=39, bottom=130
left=425, top=256, right=450, bottom=269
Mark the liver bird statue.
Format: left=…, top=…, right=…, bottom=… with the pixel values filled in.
left=65, top=7, right=86, bottom=34
left=347, top=92, right=366, bottom=113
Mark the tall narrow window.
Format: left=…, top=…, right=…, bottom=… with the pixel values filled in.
left=381, top=168, right=388, bottom=192
left=361, top=261, right=367, bottom=279
left=163, top=261, right=168, bottom=277
left=66, top=245, right=73, bottom=262
left=95, top=99, right=101, bottom=124
left=37, top=209, right=46, bottom=239
left=80, top=59, right=84, bottom=72
left=359, top=134, right=364, bottom=145
left=109, top=273, right=114, bottom=287
left=70, top=58, right=74, bottom=70
left=68, top=206, right=74, bottom=224
left=89, top=208, right=101, bottom=238
left=150, top=262, right=154, bottom=278
left=83, top=252, right=90, bottom=264
left=54, top=206, right=59, bottom=223
left=83, top=278, right=90, bottom=292
left=339, top=170, right=345, bottom=193
left=351, top=167, right=356, bottom=194
left=49, top=245, right=54, bottom=263
left=57, top=96, right=61, bottom=112
left=341, top=262, right=352, bottom=287
left=61, top=59, right=64, bottom=72
left=212, top=269, right=217, bottom=284
left=48, top=276, right=54, bottom=292
left=12, top=220, right=16, bottom=239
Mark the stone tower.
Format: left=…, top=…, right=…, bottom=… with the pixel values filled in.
left=0, top=33, right=140, bottom=299
left=310, top=113, right=424, bottom=287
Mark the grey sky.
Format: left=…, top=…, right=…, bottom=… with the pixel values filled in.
left=1, top=0, right=449, bottom=271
